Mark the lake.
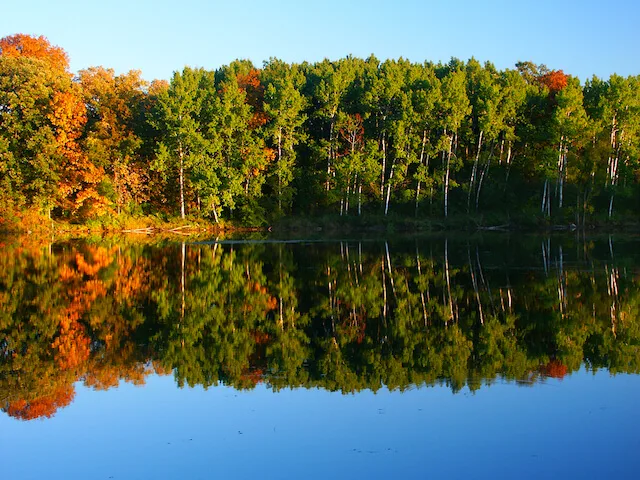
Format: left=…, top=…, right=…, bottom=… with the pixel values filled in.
left=2, top=233, right=640, bottom=479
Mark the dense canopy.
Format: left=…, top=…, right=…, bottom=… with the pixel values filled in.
left=1, top=34, right=639, bottom=227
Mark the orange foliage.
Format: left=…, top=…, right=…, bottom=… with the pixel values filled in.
left=2, top=245, right=165, bottom=421
left=76, top=247, right=114, bottom=275
left=253, top=331, right=270, bottom=345
left=52, top=247, right=116, bottom=370
left=115, top=254, right=150, bottom=302
left=148, top=79, right=169, bottom=96
left=52, top=317, right=91, bottom=370
left=339, top=113, right=365, bottom=156
left=49, top=90, right=109, bottom=216
left=249, top=281, right=278, bottom=310
left=541, top=359, right=568, bottom=379
left=237, top=68, right=269, bottom=128
left=6, top=385, right=75, bottom=420
left=249, top=148, right=276, bottom=177
left=239, top=367, right=264, bottom=387
left=539, top=70, right=569, bottom=94
left=84, top=362, right=147, bottom=390
left=0, top=34, right=69, bottom=71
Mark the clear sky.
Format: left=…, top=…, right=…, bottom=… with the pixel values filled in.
left=2, top=0, right=639, bottom=82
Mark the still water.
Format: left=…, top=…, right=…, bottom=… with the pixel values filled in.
left=1, top=234, right=640, bottom=479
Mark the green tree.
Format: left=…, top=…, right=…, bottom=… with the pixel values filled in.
left=261, top=59, right=307, bottom=215
left=153, top=67, right=215, bottom=219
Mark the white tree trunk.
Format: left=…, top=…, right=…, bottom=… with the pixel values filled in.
left=444, top=135, right=453, bottom=218
left=468, top=130, right=483, bottom=213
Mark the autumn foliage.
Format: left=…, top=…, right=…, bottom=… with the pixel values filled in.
left=539, top=69, right=569, bottom=94
left=6, top=385, right=75, bottom=421
left=237, top=68, right=269, bottom=129
left=0, top=34, right=69, bottom=71
left=541, top=359, right=568, bottom=379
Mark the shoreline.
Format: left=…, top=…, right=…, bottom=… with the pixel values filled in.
left=2, top=211, right=640, bottom=239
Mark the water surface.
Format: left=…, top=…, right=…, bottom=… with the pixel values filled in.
left=1, top=234, right=640, bottom=478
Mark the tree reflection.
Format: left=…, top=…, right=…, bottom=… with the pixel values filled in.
left=1, top=235, right=640, bottom=420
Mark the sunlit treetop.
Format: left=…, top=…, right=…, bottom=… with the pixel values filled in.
left=539, top=69, right=569, bottom=94
left=0, top=33, right=70, bottom=72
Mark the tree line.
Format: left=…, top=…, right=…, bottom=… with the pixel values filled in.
left=1, top=34, right=639, bottom=226
left=2, top=236, right=639, bottom=420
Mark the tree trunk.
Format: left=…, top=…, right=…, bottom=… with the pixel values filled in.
left=277, top=127, right=282, bottom=212
left=380, top=131, right=386, bottom=198
left=504, top=142, right=512, bottom=185
left=384, top=159, right=396, bottom=216
left=557, top=136, right=565, bottom=209
left=212, top=202, right=219, bottom=224
left=179, top=143, right=185, bottom=219
left=415, top=129, right=428, bottom=216
left=115, top=164, right=121, bottom=215
left=468, top=130, right=483, bottom=213
left=326, top=115, right=335, bottom=191
left=475, top=147, right=493, bottom=212
left=444, top=134, right=453, bottom=218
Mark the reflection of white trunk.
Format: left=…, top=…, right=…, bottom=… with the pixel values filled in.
left=606, top=266, right=619, bottom=337
left=381, top=256, right=387, bottom=322
left=468, top=244, right=483, bottom=325
left=385, top=242, right=396, bottom=299
left=416, top=249, right=428, bottom=327
left=327, top=265, right=334, bottom=332
left=180, top=242, right=186, bottom=347
left=444, top=239, right=453, bottom=323
left=557, top=246, right=567, bottom=317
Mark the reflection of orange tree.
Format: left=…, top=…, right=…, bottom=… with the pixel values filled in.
left=2, top=242, right=165, bottom=420
left=82, top=248, right=153, bottom=389
left=52, top=246, right=114, bottom=370
left=6, top=385, right=75, bottom=421
left=541, top=359, right=568, bottom=379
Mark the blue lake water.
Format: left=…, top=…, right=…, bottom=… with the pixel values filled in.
left=3, top=370, right=640, bottom=479
left=2, top=234, right=640, bottom=478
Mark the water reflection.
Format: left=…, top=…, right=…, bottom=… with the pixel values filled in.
left=1, top=234, right=639, bottom=420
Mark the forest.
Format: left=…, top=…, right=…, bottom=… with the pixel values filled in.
left=1, top=34, right=639, bottom=230
left=2, top=236, right=639, bottom=420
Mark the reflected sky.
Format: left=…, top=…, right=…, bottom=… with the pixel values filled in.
left=3, top=368, right=640, bottom=479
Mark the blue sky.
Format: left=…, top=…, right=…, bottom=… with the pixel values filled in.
left=2, top=0, right=639, bottom=81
